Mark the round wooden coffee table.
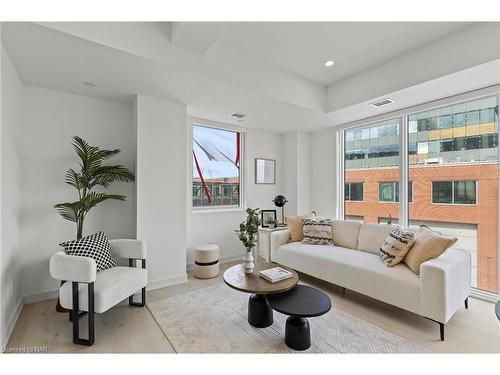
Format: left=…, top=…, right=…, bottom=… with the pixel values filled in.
left=223, top=262, right=298, bottom=328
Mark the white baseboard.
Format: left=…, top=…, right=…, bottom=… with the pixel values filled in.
left=186, top=252, right=243, bottom=272
left=147, top=273, right=188, bottom=291
left=1, top=297, right=24, bottom=351
left=23, top=288, right=59, bottom=305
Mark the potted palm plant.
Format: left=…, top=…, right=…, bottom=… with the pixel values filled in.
left=54, top=136, right=135, bottom=311
left=235, top=208, right=261, bottom=274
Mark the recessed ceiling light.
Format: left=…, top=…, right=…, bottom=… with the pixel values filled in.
left=370, top=98, right=395, bottom=107
left=324, top=60, right=334, bottom=67
left=83, top=81, right=96, bottom=88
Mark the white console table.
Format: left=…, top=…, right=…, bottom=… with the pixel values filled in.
left=257, top=226, right=288, bottom=262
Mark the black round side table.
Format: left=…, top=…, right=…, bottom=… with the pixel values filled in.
left=267, top=285, right=332, bottom=351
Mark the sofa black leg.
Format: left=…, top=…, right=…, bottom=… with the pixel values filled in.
left=72, top=282, right=95, bottom=346
left=439, top=322, right=444, bottom=341
left=128, top=259, right=146, bottom=307
left=342, top=287, right=346, bottom=296
left=464, top=297, right=469, bottom=309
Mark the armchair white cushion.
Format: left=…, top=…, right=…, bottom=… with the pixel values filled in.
left=58, top=266, right=147, bottom=313
left=50, top=251, right=97, bottom=283
left=109, top=239, right=147, bottom=259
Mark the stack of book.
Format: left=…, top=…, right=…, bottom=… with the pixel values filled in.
left=259, top=267, right=293, bottom=283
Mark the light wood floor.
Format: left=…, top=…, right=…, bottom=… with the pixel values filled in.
left=6, top=261, right=500, bottom=353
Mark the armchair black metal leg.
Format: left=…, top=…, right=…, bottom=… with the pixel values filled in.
left=439, top=322, right=444, bottom=341
left=129, top=259, right=146, bottom=307
left=464, top=297, right=469, bottom=309
left=72, top=282, right=95, bottom=346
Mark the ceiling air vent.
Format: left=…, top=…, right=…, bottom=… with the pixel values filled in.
left=370, top=98, right=395, bottom=107
left=228, top=112, right=246, bottom=120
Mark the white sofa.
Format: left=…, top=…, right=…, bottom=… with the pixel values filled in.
left=271, top=220, right=471, bottom=340
left=49, top=239, right=147, bottom=346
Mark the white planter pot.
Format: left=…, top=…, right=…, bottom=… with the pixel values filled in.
left=243, top=249, right=255, bottom=274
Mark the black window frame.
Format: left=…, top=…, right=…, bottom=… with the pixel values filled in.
left=432, top=180, right=477, bottom=205
left=345, top=182, right=364, bottom=202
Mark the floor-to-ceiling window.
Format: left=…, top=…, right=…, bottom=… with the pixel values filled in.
left=408, top=96, right=498, bottom=293
left=344, top=118, right=400, bottom=224
left=342, top=94, right=499, bottom=296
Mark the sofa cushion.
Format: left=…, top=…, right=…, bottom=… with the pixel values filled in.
left=285, top=213, right=314, bottom=242
left=331, top=220, right=361, bottom=249
left=277, top=242, right=420, bottom=313
left=59, top=266, right=147, bottom=313
left=404, top=225, right=457, bottom=275
left=357, top=223, right=394, bottom=255
left=302, top=218, right=333, bottom=245
left=379, top=226, right=416, bottom=267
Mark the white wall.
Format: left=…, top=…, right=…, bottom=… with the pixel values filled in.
left=309, top=128, right=337, bottom=218
left=186, top=127, right=283, bottom=265
left=135, top=95, right=187, bottom=287
left=1, top=45, right=23, bottom=347
left=20, top=86, right=136, bottom=302
left=282, top=131, right=310, bottom=217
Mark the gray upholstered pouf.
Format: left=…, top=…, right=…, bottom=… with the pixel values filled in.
left=194, top=244, right=220, bottom=279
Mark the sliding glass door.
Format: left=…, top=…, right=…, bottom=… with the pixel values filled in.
left=342, top=94, right=499, bottom=295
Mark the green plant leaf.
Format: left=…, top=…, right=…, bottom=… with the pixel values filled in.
left=54, top=202, right=80, bottom=222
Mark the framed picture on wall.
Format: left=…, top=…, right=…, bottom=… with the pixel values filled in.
left=261, top=210, right=277, bottom=228
left=255, top=158, right=276, bottom=184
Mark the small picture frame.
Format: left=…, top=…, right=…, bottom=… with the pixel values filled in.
left=255, top=158, right=276, bottom=184
left=261, top=210, right=277, bottom=228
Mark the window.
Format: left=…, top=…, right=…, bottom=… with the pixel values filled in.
left=342, top=95, right=498, bottom=294
left=192, top=124, right=241, bottom=208
left=379, top=182, right=413, bottom=202
left=432, top=181, right=476, bottom=204
left=345, top=182, right=363, bottom=201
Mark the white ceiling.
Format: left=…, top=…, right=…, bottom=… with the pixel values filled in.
left=2, top=22, right=499, bottom=133
left=214, top=22, right=471, bottom=85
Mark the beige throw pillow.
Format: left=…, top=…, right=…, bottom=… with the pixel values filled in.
left=302, top=218, right=333, bottom=245
left=404, top=225, right=457, bottom=275
left=285, top=213, right=315, bottom=242
left=379, top=226, right=415, bottom=267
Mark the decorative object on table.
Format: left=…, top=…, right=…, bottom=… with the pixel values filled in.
left=194, top=243, right=220, bottom=279
left=59, top=231, right=116, bottom=271
left=302, top=218, right=334, bottom=245
left=261, top=209, right=277, bottom=228
left=267, top=285, right=332, bottom=351
left=223, top=262, right=298, bottom=328
left=255, top=158, right=276, bottom=184
left=259, top=267, right=293, bottom=283
left=235, top=208, right=261, bottom=274
left=53, top=136, right=135, bottom=312
left=272, top=194, right=288, bottom=226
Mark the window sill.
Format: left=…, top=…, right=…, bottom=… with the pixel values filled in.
left=192, top=207, right=245, bottom=214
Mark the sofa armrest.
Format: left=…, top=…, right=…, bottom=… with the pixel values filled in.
left=270, top=229, right=290, bottom=262
left=109, top=239, right=147, bottom=260
left=49, top=251, right=97, bottom=283
left=420, top=247, right=471, bottom=323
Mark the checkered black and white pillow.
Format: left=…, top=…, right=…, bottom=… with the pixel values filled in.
left=60, top=231, right=116, bottom=271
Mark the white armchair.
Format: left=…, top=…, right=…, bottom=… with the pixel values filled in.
left=49, top=239, right=147, bottom=346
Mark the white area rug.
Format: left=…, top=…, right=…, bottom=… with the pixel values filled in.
left=147, top=284, right=429, bottom=353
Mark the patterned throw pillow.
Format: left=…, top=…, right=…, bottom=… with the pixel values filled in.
left=60, top=231, right=116, bottom=271
left=302, top=218, right=333, bottom=245
left=379, top=226, right=416, bottom=267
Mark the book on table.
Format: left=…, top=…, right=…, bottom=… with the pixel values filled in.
left=259, top=267, right=293, bottom=283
